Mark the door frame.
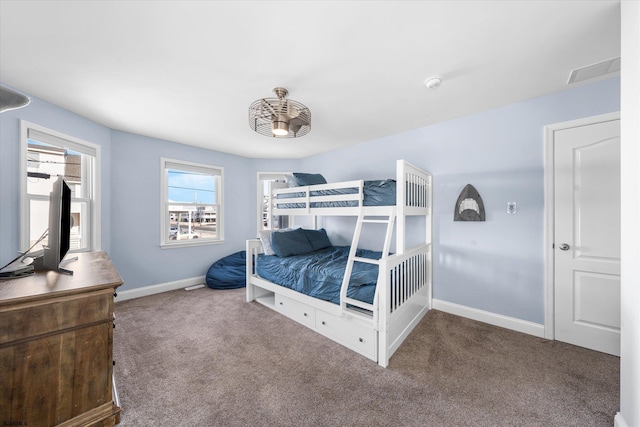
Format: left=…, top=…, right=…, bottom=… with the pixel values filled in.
left=543, top=111, right=620, bottom=340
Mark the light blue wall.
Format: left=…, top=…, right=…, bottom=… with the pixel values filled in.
left=299, top=77, right=620, bottom=324
left=111, top=132, right=239, bottom=290
left=0, top=92, right=113, bottom=265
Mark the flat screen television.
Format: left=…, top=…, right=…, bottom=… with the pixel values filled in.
left=42, top=176, right=73, bottom=274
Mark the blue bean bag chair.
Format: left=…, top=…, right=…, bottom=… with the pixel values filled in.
left=205, top=251, right=246, bottom=289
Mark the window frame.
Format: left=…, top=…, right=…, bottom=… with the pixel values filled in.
left=19, top=120, right=101, bottom=254
left=160, top=157, right=224, bottom=248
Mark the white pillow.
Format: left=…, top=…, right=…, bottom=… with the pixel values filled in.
left=259, top=230, right=275, bottom=255
left=284, top=174, right=298, bottom=187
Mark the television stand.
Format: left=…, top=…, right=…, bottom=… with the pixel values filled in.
left=30, top=254, right=78, bottom=275
left=0, top=251, right=123, bottom=426
left=56, top=255, right=78, bottom=275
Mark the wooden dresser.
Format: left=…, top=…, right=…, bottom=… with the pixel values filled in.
left=0, top=251, right=123, bottom=427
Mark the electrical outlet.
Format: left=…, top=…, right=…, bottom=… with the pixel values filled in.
left=507, top=202, right=517, bottom=214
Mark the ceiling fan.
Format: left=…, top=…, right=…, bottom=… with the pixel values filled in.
left=249, top=87, right=311, bottom=138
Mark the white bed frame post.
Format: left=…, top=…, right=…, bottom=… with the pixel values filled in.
left=246, top=240, right=256, bottom=302
left=378, top=256, right=390, bottom=367
left=396, top=159, right=406, bottom=255
left=426, top=173, right=433, bottom=309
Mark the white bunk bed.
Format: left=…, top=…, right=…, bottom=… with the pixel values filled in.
left=246, top=159, right=432, bottom=367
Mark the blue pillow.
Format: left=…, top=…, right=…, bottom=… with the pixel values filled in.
left=293, top=172, right=327, bottom=186
left=270, top=228, right=314, bottom=257
left=304, top=228, right=332, bottom=251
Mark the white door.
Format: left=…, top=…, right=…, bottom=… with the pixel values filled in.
left=553, top=118, right=620, bottom=356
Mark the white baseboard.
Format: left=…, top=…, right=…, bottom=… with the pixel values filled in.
left=614, top=413, right=629, bottom=427
left=115, top=276, right=206, bottom=302
left=432, top=299, right=545, bottom=338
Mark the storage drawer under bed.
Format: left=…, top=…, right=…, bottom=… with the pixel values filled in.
left=254, top=286, right=378, bottom=362
left=316, top=311, right=377, bottom=360
left=274, top=294, right=316, bottom=328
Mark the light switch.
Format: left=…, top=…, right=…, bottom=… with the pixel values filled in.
left=507, top=202, right=516, bottom=214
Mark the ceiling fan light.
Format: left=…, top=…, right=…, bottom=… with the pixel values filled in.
left=272, top=118, right=289, bottom=136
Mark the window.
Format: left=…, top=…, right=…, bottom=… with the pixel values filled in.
left=256, top=172, right=292, bottom=234
left=20, top=121, right=100, bottom=254
left=161, top=158, right=223, bottom=247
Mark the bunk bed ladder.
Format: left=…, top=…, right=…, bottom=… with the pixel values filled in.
left=340, top=212, right=396, bottom=319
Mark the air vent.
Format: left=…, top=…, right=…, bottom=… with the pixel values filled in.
left=568, top=57, right=621, bottom=84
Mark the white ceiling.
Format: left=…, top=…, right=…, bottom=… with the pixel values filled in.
left=0, top=1, right=621, bottom=159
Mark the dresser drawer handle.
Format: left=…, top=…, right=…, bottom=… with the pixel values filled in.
left=303, top=313, right=308, bottom=317
left=359, top=338, right=364, bottom=343
left=279, top=302, right=283, bottom=305
left=321, top=321, right=326, bottom=325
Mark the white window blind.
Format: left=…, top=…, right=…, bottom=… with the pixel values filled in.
left=28, top=128, right=97, bottom=157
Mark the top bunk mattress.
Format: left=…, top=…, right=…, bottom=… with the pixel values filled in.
left=276, top=179, right=396, bottom=208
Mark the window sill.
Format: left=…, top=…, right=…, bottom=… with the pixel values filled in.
left=160, top=239, right=225, bottom=249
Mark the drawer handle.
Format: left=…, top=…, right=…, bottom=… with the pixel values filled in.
left=303, top=313, right=308, bottom=317
left=321, top=321, right=326, bottom=325
left=279, top=302, right=283, bottom=305
left=359, top=338, right=364, bottom=343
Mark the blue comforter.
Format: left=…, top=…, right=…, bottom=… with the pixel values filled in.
left=256, top=246, right=380, bottom=305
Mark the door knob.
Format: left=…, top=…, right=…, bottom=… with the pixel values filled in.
left=559, top=243, right=570, bottom=251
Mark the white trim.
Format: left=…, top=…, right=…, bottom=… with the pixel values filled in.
left=160, top=239, right=225, bottom=249
left=543, top=124, right=555, bottom=340
left=543, top=112, right=620, bottom=340
left=93, top=143, right=102, bottom=251
left=115, top=275, right=206, bottom=302
left=19, top=122, right=29, bottom=251
left=544, top=111, right=620, bottom=133
left=432, top=299, right=545, bottom=338
left=614, top=413, right=629, bottom=427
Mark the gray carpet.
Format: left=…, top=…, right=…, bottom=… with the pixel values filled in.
left=113, top=287, right=619, bottom=426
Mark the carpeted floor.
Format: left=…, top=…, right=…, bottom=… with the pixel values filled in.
left=113, top=287, right=619, bottom=426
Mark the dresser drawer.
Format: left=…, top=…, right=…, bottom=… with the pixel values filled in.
left=0, top=289, right=113, bottom=345
left=316, top=311, right=377, bottom=359
left=274, top=294, right=315, bottom=328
